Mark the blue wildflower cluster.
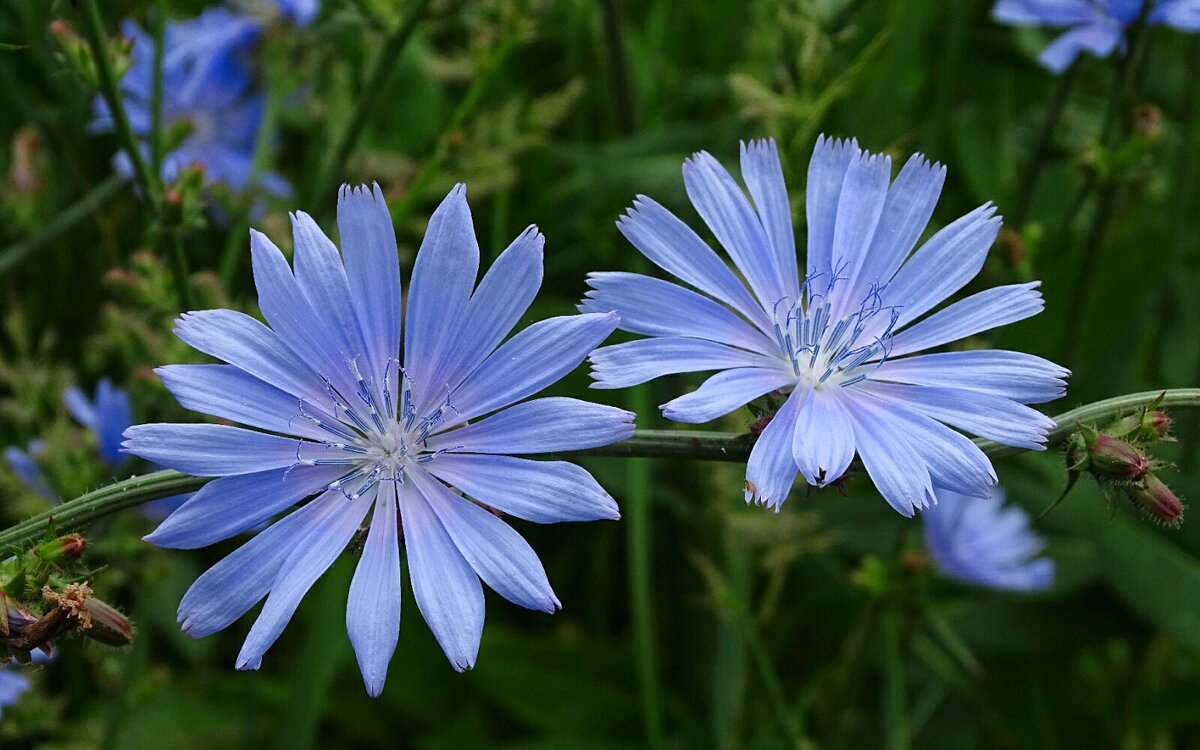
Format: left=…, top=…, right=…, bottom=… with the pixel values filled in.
left=89, top=0, right=316, bottom=198
left=994, top=0, right=1200, bottom=72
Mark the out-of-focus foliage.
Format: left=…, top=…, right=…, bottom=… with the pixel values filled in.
left=1, top=0, right=1200, bottom=747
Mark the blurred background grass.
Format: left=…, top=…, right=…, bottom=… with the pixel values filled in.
left=2, top=0, right=1200, bottom=747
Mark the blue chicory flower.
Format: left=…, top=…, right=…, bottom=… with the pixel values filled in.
left=922, top=486, right=1055, bottom=591
left=124, top=184, right=631, bottom=695
left=63, top=377, right=131, bottom=468
left=235, top=0, right=321, bottom=27
left=993, top=0, right=1200, bottom=73
left=584, top=137, right=1068, bottom=516
left=3, top=441, right=54, bottom=501
left=90, top=9, right=289, bottom=198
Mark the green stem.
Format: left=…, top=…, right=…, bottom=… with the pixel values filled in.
left=2, top=390, right=1198, bottom=549
left=1008, top=62, right=1079, bottom=229
left=150, top=0, right=166, bottom=179
left=0, top=173, right=126, bottom=278
left=79, top=0, right=160, bottom=209
left=308, top=0, right=433, bottom=207
left=164, top=227, right=194, bottom=311
left=881, top=606, right=910, bottom=750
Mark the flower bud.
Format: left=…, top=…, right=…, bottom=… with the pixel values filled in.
left=36, top=533, right=86, bottom=563
left=1124, top=475, right=1184, bottom=528
left=82, top=598, right=133, bottom=647
left=1108, top=410, right=1171, bottom=442
left=1085, top=433, right=1149, bottom=479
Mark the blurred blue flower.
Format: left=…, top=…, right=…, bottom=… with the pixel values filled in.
left=235, top=0, right=320, bottom=27
left=90, top=9, right=289, bottom=197
left=63, top=378, right=130, bottom=468
left=922, top=486, right=1054, bottom=591
left=125, top=183, right=630, bottom=695
left=3, top=441, right=53, bottom=501
left=585, top=137, right=1067, bottom=515
left=0, top=668, right=30, bottom=718
left=993, top=0, right=1200, bottom=73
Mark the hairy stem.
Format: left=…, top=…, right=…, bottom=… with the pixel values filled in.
left=2, top=389, right=1197, bottom=549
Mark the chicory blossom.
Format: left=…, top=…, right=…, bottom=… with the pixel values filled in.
left=584, top=137, right=1067, bottom=515
left=125, top=184, right=631, bottom=695
left=3, top=442, right=53, bottom=501
left=922, top=487, right=1054, bottom=591
left=63, top=378, right=131, bottom=468
left=90, top=9, right=289, bottom=197
left=993, top=0, right=1200, bottom=73
left=235, top=0, right=321, bottom=27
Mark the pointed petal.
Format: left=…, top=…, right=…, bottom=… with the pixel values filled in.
left=1038, top=22, right=1122, bottom=72
left=885, top=282, right=1045, bottom=358
left=841, top=396, right=935, bottom=516
left=122, top=423, right=310, bottom=476
left=617, top=196, right=770, bottom=330
left=338, top=183, right=402, bottom=388
left=660, top=367, right=794, bottom=424
left=145, top=464, right=349, bottom=549
left=411, top=470, right=559, bottom=613
left=447, top=312, right=619, bottom=426
left=156, top=364, right=329, bottom=440
left=426, top=397, right=633, bottom=455
left=791, top=387, right=855, bottom=487
left=854, top=153, right=947, bottom=291
left=871, top=350, right=1069, bottom=404
left=404, top=185, right=479, bottom=402
left=427, top=453, right=620, bottom=523
left=805, top=135, right=860, bottom=279
left=827, top=150, right=892, bottom=320
left=581, top=272, right=778, bottom=356
left=589, top=337, right=779, bottom=389
left=744, top=386, right=805, bottom=509
left=347, top=482, right=401, bottom=697
left=236, top=490, right=373, bottom=670
left=401, top=481, right=484, bottom=671
left=740, top=139, right=801, bottom=304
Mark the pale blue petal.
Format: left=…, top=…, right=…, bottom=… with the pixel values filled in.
left=447, top=312, right=620, bottom=426
left=338, top=184, right=402, bottom=391
left=404, top=185, right=479, bottom=407
left=992, top=0, right=1095, bottom=25
left=237, top=490, right=373, bottom=670
left=740, top=139, right=801, bottom=305
left=588, top=337, right=779, bottom=389
left=683, top=151, right=789, bottom=310
left=617, top=196, right=771, bottom=330
left=4, top=444, right=54, bottom=500
left=173, top=309, right=327, bottom=403
left=156, top=364, right=328, bottom=440
left=791, top=387, right=856, bottom=487
left=0, top=669, right=30, bottom=715
left=661, top=367, right=794, bottom=424
left=841, top=395, right=935, bottom=516
left=426, top=397, right=633, bottom=455
left=1153, top=0, right=1200, bottom=30
left=883, top=204, right=1001, bottom=328
left=871, top=350, right=1069, bottom=403
left=854, top=153, right=947, bottom=292
left=347, top=482, right=401, bottom=697
left=63, top=386, right=95, bottom=429
left=144, top=464, right=349, bottom=549
left=827, top=151, right=891, bottom=320
left=412, top=470, right=559, bottom=613
left=859, top=380, right=1054, bottom=450
left=1038, top=21, right=1123, bottom=72
left=94, top=379, right=132, bottom=466
left=122, top=423, right=314, bottom=476
left=402, top=481, right=484, bottom=671
left=427, top=453, right=620, bottom=523
left=428, top=225, right=543, bottom=399
left=744, top=386, right=805, bottom=509
left=178, top=492, right=352, bottom=638
left=885, top=282, right=1045, bottom=358
left=581, top=272, right=778, bottom=356
left=805, top=135, right=860, bottom=278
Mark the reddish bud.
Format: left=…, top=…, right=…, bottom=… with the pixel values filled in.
left=1109, top=410, right=1172, bottom=442
left=36, top=533, right=86, bottom=563
left=82, top=598, right=133, bottom=647
left=1124, top=475, right=1184, bottom=528
left=1086, top=433, right=1149, bottom=479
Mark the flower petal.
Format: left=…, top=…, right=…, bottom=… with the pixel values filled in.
left=885, top=282, right=1045, bottom=358
left=828, top=150, right=892, bottom=320
left=236, top=489, right=373, bottom=670
left=740, top=139, right=801, bottom=305
left=145, top=464, right=349, bottom=549
left=122, top=423, right=311, bottom=476
left=791, top=387, right=856, bottom=487
left=347, top=481, right=401, bottom=697
left=401, top=481, right=484, bottom=671
left=744, top=386, right=806, bottom=509
left=854, top=153, right=947, bottom=292
left=156, top=364, right=328, bottom=440
left=426, top=397, right=633, bottom=455
left=173, top=309, right=327, bottom=403
left=805, top=135, right=860, bottom=279
left=404, top=185, right=479, bottom=402
left=447, top=312, right=620, bottom=426
left=411, top=470, right=559, bottom=613
left=582, top=272, right=778, bottom=356
left=992, top=0, right=1094, bottom=25
left=660, top=367, right=794, bottom=424
left=1038, top=21, right=1122, bottom=72
left=338, top=183, right=402, bottom=389
left=178, top=491, right=352, bottom=638
left=426, top=453, right=620, bottom=523
left=841, top=396, right=935, bottom=516
left=589, top=337, right=779, bottom=389
left=617, top=196, right=770, bottom=330
left=871, top=350, right=1069, bottom=404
